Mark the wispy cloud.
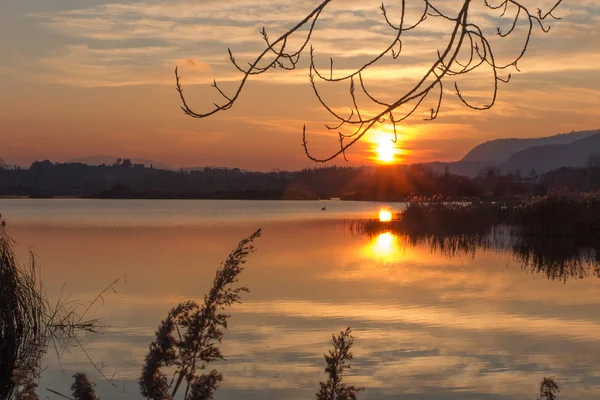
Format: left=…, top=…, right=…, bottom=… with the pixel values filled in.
left=24, top=0, right=599, bottom=88
left=1, top=0, right=599, bottom=167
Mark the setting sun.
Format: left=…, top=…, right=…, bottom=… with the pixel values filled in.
left=376, top=139, right=395, bottom=163
left=377, top=140, right=394, bottom=162
left=368, top=129, right=403, bottom=164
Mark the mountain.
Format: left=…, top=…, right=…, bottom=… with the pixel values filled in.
left=66, top=155, right=171, bottom=170
left=421, top=129, right=600, bottom=177
left=500, top=132, right=600, bottom=175
left=460, top=129, right=599, bottom=163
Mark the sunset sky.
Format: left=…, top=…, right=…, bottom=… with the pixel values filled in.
left=0, top=0, right=599, bottom=171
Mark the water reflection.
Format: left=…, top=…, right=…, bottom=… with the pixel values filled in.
left=351, top=219, right=600, bottom=283
left=362, top=232, right=402, bottom=264
left=378, top=209, right=393, bottom=222
left=3, top=202, right=600, bottom=400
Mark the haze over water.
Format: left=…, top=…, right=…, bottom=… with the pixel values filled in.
left=2, top=199, right=600, bottom=399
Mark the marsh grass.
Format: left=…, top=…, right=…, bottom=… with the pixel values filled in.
left=513, top=190, right=600, bottom=235
left=316, top=327, right=363, bottom=400
left=351, top=191, right=600, bottom=282
left=400, top=197, right=507, bottom=237
left=0, top=217, right=121, bottom=400
left=358, top=190, right=600, bottom=238
left=1, top=226, right=46, bottom=399
left=139, top=229, right=262, bottom=400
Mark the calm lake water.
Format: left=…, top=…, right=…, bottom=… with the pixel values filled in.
left=2, top=199, right=600, bottom=399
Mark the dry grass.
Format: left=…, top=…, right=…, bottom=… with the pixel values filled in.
left=1, top=223, right=46, bottom=399
left=513, top=190, right=600, bottom=235
left=1, top=217, right=120, bottom=400
left=316, top=327, right=363, bottom=400
left=139, top=229, right=262, bottom=400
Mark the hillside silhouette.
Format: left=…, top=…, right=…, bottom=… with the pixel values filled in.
left=500, top=133, right=600, bottom=174
left=461, top=129, right=598, bottom=163
left=423, top=129, right=600, bottom=177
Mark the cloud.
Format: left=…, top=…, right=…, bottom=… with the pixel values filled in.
left=24, top=0, right=598, bottom=88
left=2, top=0, right=599, bottom=167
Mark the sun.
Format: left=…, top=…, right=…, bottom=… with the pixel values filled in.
left=376, top=140, right=395, bottom=163
left=368, top=128, right=405, bottom=164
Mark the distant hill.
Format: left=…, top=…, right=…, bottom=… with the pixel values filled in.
left=66, top=155, right=171, bottom=170
left=461, top=129, right=599, bottom=163
left=421, top=129, right=600, bottom=177
left=500, top=132, right=600, bottom=175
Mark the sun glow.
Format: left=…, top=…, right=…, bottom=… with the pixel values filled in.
left=376, top=140, right=395, bottom=163
left=376, top=232, right=395, bottom=250
left=361, top=232, right=403, bottom=263
left=368, top=128, right=403, bottom=164
left=379, top=209, right=392, bottom=222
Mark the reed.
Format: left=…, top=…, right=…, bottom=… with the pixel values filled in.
left=139, top=229, right=262, bottom=400
left=513, top=190, right=600, bottom=235
left=0, top=225, right=46, bottom=400
left=1, top=216, right=117, bottom=400
left=316, top=327, right=363, bottom=400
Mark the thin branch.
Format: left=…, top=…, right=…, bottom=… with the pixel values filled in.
left=175, top=0, right=563, bottom=162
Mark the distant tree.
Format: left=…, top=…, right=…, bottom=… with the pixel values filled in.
left=113, top=158, right=122, bottom=167
left=174, top=0, right=564, bottom=161
left=585, top=153, right=600, bottom=170
left=0, top=158, right=7, bottom=170
left=479, top=166, right=501, bottom=179
left=529, top=168, right=538, bottom=178
left=71, top=373, right=99, bottom=400
left=585, top=153, right=600, bottom=187
left=122, top=158, right=133, bottom=168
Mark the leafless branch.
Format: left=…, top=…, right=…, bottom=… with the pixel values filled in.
left=175, top=0, right=563, bottom=162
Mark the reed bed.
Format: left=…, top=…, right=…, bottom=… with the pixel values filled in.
left=513, top=190, right=600, bottom=235
left=1, top=217, right=117, bottom=400
left=0, top=225, right=46, bottom=399
left=356, top=190, right=600, bottom=237
left=351, top=191, right=600, bottom=282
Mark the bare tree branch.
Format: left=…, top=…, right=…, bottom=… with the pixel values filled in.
left=175, top=0, right=564, bottom=162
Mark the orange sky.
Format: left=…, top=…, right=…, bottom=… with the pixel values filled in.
left=0, top=0, right=599, bottom=171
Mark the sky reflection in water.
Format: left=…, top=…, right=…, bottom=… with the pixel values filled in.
left=2, top=200, right=600, bottom=399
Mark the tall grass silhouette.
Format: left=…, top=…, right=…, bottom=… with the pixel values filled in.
left=0, top=216, right=120, bottom=400
left=139, top=229, right=262, bottom=400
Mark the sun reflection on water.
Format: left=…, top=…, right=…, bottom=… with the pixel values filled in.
left=379, top=209, right=392, bottom=222
left=363, top=232, right=403, bottom=264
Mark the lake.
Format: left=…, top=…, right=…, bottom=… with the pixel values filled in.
left=1, top=199, right=600, bottom=399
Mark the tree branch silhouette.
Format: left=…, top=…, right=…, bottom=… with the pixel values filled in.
left=175, top=0, right=563, bottom=162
